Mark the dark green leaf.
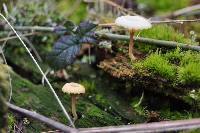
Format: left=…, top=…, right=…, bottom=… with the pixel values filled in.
left=48, top=21, right=97, bottom=69
left=47, top=35, right=80, bottom=69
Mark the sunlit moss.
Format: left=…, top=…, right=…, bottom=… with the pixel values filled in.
left=178, top=62, right=200, bottom=85
left=136, top=25, right=198, bottom=53
left=134, top=48, right=200, bottom=85
left=134, top=51, right=176, bottom=80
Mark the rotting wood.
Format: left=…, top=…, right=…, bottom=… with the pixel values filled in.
left=7, top=103, right=78, bottom=133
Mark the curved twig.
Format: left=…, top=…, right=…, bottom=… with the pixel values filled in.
left=7, top=103, right=77, bottom=133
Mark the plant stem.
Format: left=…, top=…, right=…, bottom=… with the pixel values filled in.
left=129, top=31, right=136, bottom=61
left=71, top=95, right=77, bottom=121
left=97, top=33, right=200, bottom=51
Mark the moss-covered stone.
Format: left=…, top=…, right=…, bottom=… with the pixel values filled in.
left=0, top=64, right=11, bottom=133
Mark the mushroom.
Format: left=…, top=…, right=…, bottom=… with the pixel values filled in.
left=62, top=82, right=85, bottom=121
left=115, top=15, right=152, bottom=61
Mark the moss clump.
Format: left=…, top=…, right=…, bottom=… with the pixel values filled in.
left=134, top=48, right=200, bottom=86
left=137, top=0, right=190, bottom=14
left=178, top=62, right=200, bottom=85
left=139, top=25, right=195, bottom=44
left=135, top=51, right=176, bottom=80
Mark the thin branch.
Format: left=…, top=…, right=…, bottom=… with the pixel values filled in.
left=4, top=26, right=54, bottom=32
left=151, top=18, right=200, bottom=24
left=7, top=103, right=77, bottom=133
left=0, top=13, right=75, bottom=128
left=0, top=32, right=40, bottom=42
left=2, top=18, right=198, bottom=32
left=18, top=32, right=43, bottom=62
left=97, top=33, right=200, bottom=51
left=79, top=118, right=200, bottom=133
left=2, top=24, right=200, bottom=52
left=99, top=19, right=200, bottom=26
left=161, top=4, right=200, bottom=18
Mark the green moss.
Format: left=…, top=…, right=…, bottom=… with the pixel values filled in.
left=137, top=0, right=190, bottom=14
left=0, top=64, right=11, bottom=133
left=76, top=106, right=122, bottom=127
left=139, top=25, right=197, bottom=44
left=79, top=80, right=96, bottom=93
left=181, top=51, right=200, bottom=66
left=183, top=89, right=200, bottom=109
left=7, top=113, right=16, bottom=132
left=135, top=51, right=176, bottom=80
left=178, top=62, right=200, bottom=85
left=159, top=109, right=193, bottom=120
left=164, top=47, right=184, bottom=63
left=135, top=48, right=200, bottom=86
left=136, top=25, right=198, bottom=53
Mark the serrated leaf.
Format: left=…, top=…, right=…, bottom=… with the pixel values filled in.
left=47, top=35, right=80, bottom=69
left=48, top=21, right=97, bottom=69
left=79, top=32, right=97, bottom=44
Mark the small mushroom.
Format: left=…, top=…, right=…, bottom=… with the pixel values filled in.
left=62, top=82, right=85, bottom=121
left=115, top=15, right=152, bottom=61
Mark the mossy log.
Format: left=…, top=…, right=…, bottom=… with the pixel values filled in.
left=98, top=54, right=199, bottom=109
left=9, top=70, right=144, bottom=131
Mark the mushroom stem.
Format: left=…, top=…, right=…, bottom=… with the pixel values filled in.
left=71, top=95, right=77, bottom=121
left=129, top=31, right=136, bottom=61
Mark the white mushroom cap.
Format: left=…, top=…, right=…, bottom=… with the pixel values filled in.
left=115, top=15, right=152, bottom=30
left=62, top=82, right=85, bottom=94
